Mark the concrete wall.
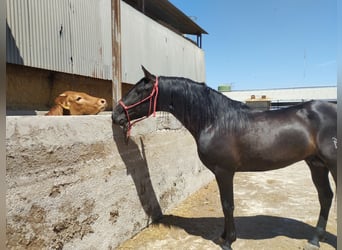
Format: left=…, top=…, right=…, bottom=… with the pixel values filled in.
left=6, top=114, right=214, bottom=249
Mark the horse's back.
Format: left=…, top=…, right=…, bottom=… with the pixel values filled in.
left=282, top=100, right=336, bottom=132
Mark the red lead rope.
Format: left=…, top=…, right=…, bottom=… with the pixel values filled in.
left=118, top=77, right=159, bottom=138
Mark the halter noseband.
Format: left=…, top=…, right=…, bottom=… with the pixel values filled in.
left=118, top=77, right=159, bottom=138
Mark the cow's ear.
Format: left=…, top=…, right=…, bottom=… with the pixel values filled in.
left=141, top=65, right=155, bottom=82
left=55, top=93, right=70, bottom=110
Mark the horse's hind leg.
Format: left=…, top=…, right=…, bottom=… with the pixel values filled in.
left=305, top=158, right=334, bottom=249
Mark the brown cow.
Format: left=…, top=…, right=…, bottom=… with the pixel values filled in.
left=45, top=91, right=107, bottom=115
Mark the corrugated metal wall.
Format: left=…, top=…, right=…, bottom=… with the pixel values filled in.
left=6, top=0, right=31, bottom=65
left=121, top=2, right=206, bottom=83
left=6, top=0, right=205, bottom=83
left=6, top=0, right=112, bottom=80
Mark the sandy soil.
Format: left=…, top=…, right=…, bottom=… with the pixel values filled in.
left=117, top=161, right=337, bottom=250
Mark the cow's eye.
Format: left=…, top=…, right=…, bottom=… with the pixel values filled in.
left=76, top=97, right=82, bottom=101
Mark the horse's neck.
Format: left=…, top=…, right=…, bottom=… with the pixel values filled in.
left=157, top=77, right=250, bottom=139
left=157, top=78, right=214, bottom=138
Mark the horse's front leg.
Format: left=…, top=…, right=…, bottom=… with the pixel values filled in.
left=215, top=169, right=236, bottom=250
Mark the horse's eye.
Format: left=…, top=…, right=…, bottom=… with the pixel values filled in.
left=137, top=85, right=145, bottom=93
left=76, top=97, right=82, bottom=101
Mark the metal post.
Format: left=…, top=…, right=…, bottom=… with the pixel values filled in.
left=196, top=34, right=202, bottom=48
left=138, top=0, right=145, bottom=13
left=111, top=0, right=122, bottom=106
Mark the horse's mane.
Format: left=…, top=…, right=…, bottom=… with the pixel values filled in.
left=159, top=76, right=251, bottom=135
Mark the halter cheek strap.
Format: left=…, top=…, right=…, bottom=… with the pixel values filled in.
left=118, top=77, right=159, bottom=138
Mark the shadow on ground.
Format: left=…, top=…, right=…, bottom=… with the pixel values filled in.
left=158, top=214, right=336, bottom=249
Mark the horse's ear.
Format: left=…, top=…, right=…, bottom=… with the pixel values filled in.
left=141, top=65, right=156, bottom=82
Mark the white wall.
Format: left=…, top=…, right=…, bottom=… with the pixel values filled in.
left=223, top=86, right=337, bottom=103
left=121, top=2, right=206, bottom=83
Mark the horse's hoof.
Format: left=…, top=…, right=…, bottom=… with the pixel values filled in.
left=213, top=237, right=233, bottom=250
left=213, top=236, right=225, bottom=245
left=221, top=245, right=233, bottom=250
left=304, top=242, right=320, bottom=250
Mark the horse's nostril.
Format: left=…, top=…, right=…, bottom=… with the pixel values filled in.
left=112, top=112, right=124, bottom=125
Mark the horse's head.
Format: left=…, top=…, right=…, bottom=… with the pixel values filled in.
left=112, top=66, right=158, bottom=138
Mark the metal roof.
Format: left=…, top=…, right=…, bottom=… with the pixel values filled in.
left=123, top=0, right=208, bottom=35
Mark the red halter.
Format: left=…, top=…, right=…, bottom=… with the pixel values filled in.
left=118, top=77, right=159, bottom=138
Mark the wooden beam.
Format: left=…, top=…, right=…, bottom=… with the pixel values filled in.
left=111, top=0, right=122, bottom=106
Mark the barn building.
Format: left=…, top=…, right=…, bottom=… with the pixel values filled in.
left=6, top=1, right=214, bottom=249
left=219, top=86, right=337, bottom=110
left=6, top=0, right=207, bottom=114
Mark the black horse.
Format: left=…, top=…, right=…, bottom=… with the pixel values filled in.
left=112, top=66, right=337, bottom=250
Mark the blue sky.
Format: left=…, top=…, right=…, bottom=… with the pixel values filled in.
left=170, top=0, right=337, bottom=90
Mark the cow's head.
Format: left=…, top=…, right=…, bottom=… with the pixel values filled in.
left=46, top=91, right=107, bottom=115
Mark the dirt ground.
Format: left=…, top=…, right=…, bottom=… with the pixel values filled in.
left=117, top=161, right=337, bottom=250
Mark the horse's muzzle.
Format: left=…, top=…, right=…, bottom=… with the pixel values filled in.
left=111, top=110, right=126, bottom=126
